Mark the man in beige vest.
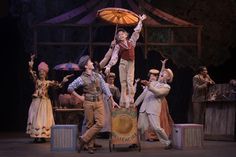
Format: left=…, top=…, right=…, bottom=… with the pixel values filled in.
left=68, top=55, right=118, bottom=154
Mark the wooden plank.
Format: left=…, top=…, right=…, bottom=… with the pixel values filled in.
left=204, top=101, right=236, bottom=141
left=37, top=42, right=197, bottom=46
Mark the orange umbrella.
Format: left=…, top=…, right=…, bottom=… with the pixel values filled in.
left=97, top=7, right=139, bottom=26
left=97, top=7, right=139, bottom=38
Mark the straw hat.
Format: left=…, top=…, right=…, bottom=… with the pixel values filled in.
left=149, top=69, right=159, bottom=75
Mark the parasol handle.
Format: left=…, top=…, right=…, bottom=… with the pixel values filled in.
left=113, top=24, right=118, bottom=40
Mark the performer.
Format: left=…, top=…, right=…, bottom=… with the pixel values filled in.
left=192, top=66, right=215, bottom=124
left=144, top=69, right=174, bottom=142
left=135, top=59, right=174, bottom=149
left=104, top=14, right=147, bottom=108
left=105, top=72, right=120, bottom=104
left=68, top=55, right=118, bottom=154
left=99, top=40, right=116, bottom=69
left=100, top=72, right=120, bottom=132
left=81, top=72, right=120, bottom=151
left=26, top=54, right=71, bottom=143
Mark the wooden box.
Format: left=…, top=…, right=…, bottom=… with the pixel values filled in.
left=172, top=124, right=203, bottom=149
left=51, top=125, right=78, bottom=151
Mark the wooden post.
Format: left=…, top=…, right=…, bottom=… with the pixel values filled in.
left=197, top=26, right=202, bottom=58
left=33, top=28, right=38, bottom=56
left=170, top=28, right=174, bottom=43
left=89, top=24, right=93, bottom=58
left=62, top=28, right=66, bottom=42
left=144, top=24, right=148, bottom=59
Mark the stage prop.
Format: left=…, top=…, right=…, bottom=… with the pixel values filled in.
left=110, top=108, right=141, bottom=152
left=54, top=108, right=84, bottom=124
left=51, top=125, right=78, bottom=151
left=172, top=124, right=203, bottom=149
left=53, top=62, right=80, bottom=71
left=97, top=7, right=139, bottom=39
left=204, top=84, right=236, bottom=141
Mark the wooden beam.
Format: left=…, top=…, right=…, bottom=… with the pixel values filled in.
left=37, top=42, right=197, bottom=46
left=37, top=42, right=89, bottom=46
left=34, top=23, right=201, bottom=28
left=147, top=42, right=197, bottom=46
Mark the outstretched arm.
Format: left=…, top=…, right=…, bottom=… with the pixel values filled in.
left=59, top=74, right=74, bottom=87
left=28, top=54, right=37, bottom=82
left=130, top=14, right=147, bottom=46
left=99, top=40, right=116, bottom=69
left=104, top=44, right=120, bottom=75
left=158, top=59, right=168, bottom=82
left=133, top=78, right=140, bottom=94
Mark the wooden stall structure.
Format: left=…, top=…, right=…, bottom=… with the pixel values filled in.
left=33, top=0, right=202, bottom=59
left=204, top=84, right=236, bottom=141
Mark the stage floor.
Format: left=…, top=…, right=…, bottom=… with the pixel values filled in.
left=0, top=132, right=236, bottom=157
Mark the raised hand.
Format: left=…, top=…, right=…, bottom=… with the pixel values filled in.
left=135, top=78, right=140, bottom=83
left=30, top=54, right=36, bottom=61
left=139, top=14, right=147, bottom=21
left=161, top=58, right=168, bottom=64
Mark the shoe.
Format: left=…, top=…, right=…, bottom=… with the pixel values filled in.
left=77, top=136, right=86, bottom=153
left=33, top=138, right=39, bottom=143
left=164, top=143, right=173, bottom=150
left=129, top=144, right=138, bottom=148
left=40, top=138, right=46, bottom=143
left=84, top=146, right=96, bottom=151
left=94, top=143, right=102, bottom=148
left=83, top=145, right=88, bottom=151
left=88, top=147, right=94, bottom=154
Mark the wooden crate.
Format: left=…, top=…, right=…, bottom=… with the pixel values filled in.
left=51, top=125, right=78, bottom=151
left=172, top=124, right=203, bottom=149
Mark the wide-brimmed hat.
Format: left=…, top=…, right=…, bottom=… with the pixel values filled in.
left=149, top=69, right=159, bottom=75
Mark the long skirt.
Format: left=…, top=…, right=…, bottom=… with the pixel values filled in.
left=26, top=97, right=55, bottom=138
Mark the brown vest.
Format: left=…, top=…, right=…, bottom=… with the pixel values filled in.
left=118, top=41, right=135, bottom=61
left=80, top=72, right=102, bottom=97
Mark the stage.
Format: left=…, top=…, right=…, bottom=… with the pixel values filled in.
left=0, top=132, right=235, bottom=157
